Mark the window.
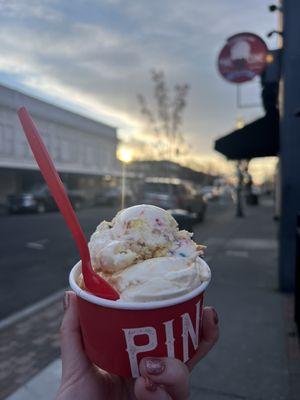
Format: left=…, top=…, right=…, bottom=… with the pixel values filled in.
left=93, top=147, right=101, bottom=167
left=41, top=131, right=51, bottom=152
left=61, top=138, right=71, bottom=162
left=0, top=124, right=14, bottom=156
left=52, top=135, right=61, bottom=162
left=84, top=145, right=94, bottom=166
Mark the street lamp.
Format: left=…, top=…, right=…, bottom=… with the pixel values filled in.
left=117, top=147, right=133, bottom=209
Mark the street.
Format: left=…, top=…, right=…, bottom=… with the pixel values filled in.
left=0, top=205, right=120, bottom=320
left=2, top=197, right=298, bottom=400
left=0, top=201, right=230, bottom=320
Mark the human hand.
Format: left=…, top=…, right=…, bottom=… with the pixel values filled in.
left=56, top=291, right=219, bottom=400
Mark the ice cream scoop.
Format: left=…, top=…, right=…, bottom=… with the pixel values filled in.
left=81, top=204, right=210, bottom=302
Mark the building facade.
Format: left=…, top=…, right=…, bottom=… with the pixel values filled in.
left=0, top=84, right=119, bottom=206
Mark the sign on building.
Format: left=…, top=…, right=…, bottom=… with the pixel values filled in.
left=217, top=32, right=268, bottom=83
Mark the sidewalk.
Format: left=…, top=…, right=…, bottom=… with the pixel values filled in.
left=2, top=200, right=300, bottom=399
left=0, top=294, right=63, bottom=399
left=190, top=200, right=299, bottom=399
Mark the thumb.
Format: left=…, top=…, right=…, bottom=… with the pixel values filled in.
left=136, top=357, right=190, bottom=400
left=60, top=291, right=90, bottom=382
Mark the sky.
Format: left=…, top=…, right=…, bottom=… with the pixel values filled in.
left=0, top=0, right=279, bottom=181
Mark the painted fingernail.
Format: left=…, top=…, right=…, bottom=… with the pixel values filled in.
left=63, top=292, right=70, bottom=311
left=145, top=358, right=165, bottom=375
left=145, top=377, right=157, bottom=392
left=212, top=308, right=219, bottom=324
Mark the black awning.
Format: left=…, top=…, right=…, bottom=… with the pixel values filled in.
left=214, top=113, right=279, bottom=160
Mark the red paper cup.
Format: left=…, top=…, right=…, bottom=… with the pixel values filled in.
left=69, top=261, right=210, bottom=377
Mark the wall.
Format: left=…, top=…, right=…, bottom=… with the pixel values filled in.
left=0, top=84, right=119, bottom=177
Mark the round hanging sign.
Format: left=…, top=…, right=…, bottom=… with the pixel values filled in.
left=217, top=32, right=268, bottom=83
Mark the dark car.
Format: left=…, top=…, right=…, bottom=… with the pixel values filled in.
left=139, top=178, right=207, bottom=222
left=7, top=184, right=85, bottom=214
left=95, top=186, right=133, bottom=206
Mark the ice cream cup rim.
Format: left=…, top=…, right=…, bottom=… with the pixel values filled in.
left=69, top=261, right=211, bottom=310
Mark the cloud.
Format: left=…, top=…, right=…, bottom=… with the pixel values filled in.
left=0, top=0, right=277, bottom=162
left=0, top=0, right=62, bottom=22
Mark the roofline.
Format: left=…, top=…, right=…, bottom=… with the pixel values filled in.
left=0, top=81, right=118, bottom=138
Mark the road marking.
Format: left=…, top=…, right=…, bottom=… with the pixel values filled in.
left=26, top=239, right=49, bottom=250
left=26, top=242, right=45, bottom=250
left=226, top=238, right=277, bottom=250
left=0, top=288, right=67, bottom=331
left=226, top=250, right=249, bottom=258
left=203, top=238, right=225, bottom=246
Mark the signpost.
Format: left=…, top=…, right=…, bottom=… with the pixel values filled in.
left=217, top=32, right=268, bottom=218
left=217, top=32, right=268, bottom=83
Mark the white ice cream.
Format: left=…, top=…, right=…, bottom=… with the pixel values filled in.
left=84, top=204, right=210, bottom=302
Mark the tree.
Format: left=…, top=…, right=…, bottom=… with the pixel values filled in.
left=137, top=70, right=190, bottom=160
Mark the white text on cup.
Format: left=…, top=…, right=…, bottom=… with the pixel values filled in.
left=123, top=301, right=201, bottom=377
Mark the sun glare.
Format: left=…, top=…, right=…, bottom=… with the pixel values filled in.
left=117, top=147, right=133, bottom=163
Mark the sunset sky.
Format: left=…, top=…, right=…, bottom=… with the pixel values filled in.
left=0, top=0, right=279, bottom=182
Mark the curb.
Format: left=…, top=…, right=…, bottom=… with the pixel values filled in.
left=0, top=289, right=66, bottom=331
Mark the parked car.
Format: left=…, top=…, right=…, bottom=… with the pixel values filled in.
left=95, top=186, right=133, bottom=206
left=139, top=178, right=207, bottom=221
left=200, top=185, right=220, bottom=201
left=168, top=208, right=197, bottom=230
left=7, top=184, right=85, bottom=214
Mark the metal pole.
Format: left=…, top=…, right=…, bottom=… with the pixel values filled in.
left=121, top=161, right=126, bottom=209
left=236, top=84, right=240, bottom=108
left=236, top=161, right=244, bottom=217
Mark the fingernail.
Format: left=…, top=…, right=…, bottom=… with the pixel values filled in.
left=145, top=377, right=157, bottom=392
left=212, top=308, right=219, bottom=324
left=63, top=292, right=70, bottom=311
left=145, top=358, right=165, bottom=375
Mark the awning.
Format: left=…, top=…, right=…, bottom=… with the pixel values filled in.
left=214, top=112, right=279, bottom=160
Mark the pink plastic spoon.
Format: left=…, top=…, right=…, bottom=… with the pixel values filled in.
left=18, top=107, right=119, bottom=300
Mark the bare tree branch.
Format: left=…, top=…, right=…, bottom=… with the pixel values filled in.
left=171, top=84, right=189, bottom=139
left=151, top=69, right=170, bottom=138
left=137, top=70, right=189, bottom=160
left=137, top=93, right=161, bottom=137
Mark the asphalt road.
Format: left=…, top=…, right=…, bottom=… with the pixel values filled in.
left=0, top=205, right=120, bottom=320
left=0, top=201, right=233, bottom=320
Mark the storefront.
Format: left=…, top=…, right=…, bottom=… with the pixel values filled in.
left=215, top=0, right=300, bottom=329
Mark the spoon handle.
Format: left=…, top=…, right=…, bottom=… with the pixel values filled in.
left=17, top=107, right=119, bottom=300
left=18, top=107, right=90, bottom=264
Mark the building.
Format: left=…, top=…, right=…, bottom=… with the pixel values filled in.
left=127, top=160, right=216, bottom=185
left=0, top=84, right=119, bottom=206
left=214, top=0, right=300, bottom=328
left=279, top=0, right=300, bottom=296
